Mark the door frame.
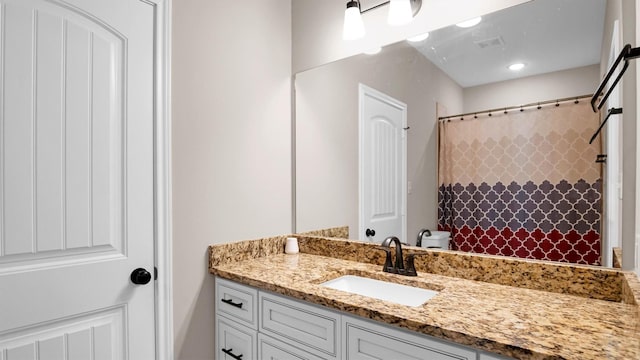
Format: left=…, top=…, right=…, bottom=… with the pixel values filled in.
left=149, top=0, right=173, bottom=358
left=358, top=84, right=407, bottom=242
left=603, top=20, right=622, bottom=268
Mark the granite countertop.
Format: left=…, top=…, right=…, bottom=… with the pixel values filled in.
left=209, top=231, right=640, bottom=360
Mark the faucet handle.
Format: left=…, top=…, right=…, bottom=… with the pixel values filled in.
left=377, top=247, right=395, bottom=273
left=404, top=252, right=429, bottom=276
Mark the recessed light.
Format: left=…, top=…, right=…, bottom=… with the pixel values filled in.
left=509, top=63, right=526, bottom=71
left=407, top=32, right=430, bottom=42
left=456, top=17, right=482, bottom=28
left=363, top=46, right=382, bottom=55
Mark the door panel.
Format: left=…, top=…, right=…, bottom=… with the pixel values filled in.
left=371, top=119, right=398, bottom=219
left=0, top=0, right=126, bottom=263
left=0, top=0, right=156, bottom=358
left=1, top=307, right=123, bottom=360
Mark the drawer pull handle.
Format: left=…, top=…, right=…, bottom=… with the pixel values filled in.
left=221, top=298, right=243, bottom=308
left=222, top=348, right=243, bottom=360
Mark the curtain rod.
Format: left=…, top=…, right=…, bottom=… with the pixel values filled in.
left=438, top=94, right=594, bottom=121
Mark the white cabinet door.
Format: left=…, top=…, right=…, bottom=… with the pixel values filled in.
left=0, top=0, right=157, bottom=358
left=343, top=315, right=476, bottom=360
left=217, top=316, right=257, bottom=360
left=259, top=333, right=327, bottom=360
left=260, top=291, right=340, bottom=359
left=216, top=277, right=259, bottom=330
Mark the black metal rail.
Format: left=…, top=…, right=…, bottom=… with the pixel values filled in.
left=591, top=44, right=640, bottom=112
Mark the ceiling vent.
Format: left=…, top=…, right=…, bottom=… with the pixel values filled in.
left=474, top=36, right=505, bottom=49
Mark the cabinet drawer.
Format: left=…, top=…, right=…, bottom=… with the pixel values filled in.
left=260, top=292, right=340, bottom=358
left=216, top=277, right=258, bottom=329
left=259, top=333, right=328, bottom=360
left=216, top=315, right=257, bottom=360
left=343, top=315, right=476, bottom=360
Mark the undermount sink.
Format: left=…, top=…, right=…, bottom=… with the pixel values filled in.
left=320, top=275, right=439, bottom=307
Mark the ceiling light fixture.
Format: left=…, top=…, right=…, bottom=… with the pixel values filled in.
left=343, top=0, right=422, bottom=41
left=508, top=63, right=526, bottom=71
left=343, top=1, right=366, bottom=40
left=456, top=16, right=482, bottom=28
left=388, top=0, right=413, bottom=26
left=407, top=32, right=429, bottom=42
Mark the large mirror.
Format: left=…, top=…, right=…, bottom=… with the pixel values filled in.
left=295, top=0, right=617, bottom=266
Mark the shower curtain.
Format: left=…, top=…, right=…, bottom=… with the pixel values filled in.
left=437, top=101, right=602, bottom=265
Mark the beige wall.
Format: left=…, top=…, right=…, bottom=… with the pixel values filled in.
left=292, top=0, right=530, bottom=73
left=295, top=43, right=463, bottom=243
left=172, top=0, right=292, bottom=358
left=169, top=1, right=637, bottom=359
left=463, top=65, right=600, bottom=113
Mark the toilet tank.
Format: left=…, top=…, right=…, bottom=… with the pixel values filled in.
left=419, top=230, right=450, bottom=249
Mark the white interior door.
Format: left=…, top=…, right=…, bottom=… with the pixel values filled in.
left=359, top=84, right=407, bottom=243
left=0, top=0, right=156, bottom=358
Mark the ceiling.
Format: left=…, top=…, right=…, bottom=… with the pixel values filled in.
left=409, top=0, right=607, bottom=88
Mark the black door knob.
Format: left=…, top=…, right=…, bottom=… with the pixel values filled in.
left=130, top=268, right=152, bottom=285
left=365, top=228, right=376, bottom=237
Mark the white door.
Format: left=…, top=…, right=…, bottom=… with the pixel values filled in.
left=359, top=84, right=407, bottom=243
left=0, top=0, right=156, bottom=358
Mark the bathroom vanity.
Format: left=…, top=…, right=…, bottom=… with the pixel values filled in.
left=209, top=232, right=640, bottom=359
left=215, top=277, right=506, bottom=360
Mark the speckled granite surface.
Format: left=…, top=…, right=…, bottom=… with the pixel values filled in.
left=298, top=235, right=626, bottom=302
left=209, top=233, right=640, bottom=360
left=613, top=247, right=623, bottom=269
left=297, top=225, right=349, bottom=238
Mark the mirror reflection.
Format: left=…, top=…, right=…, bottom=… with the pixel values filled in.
left=295, top=0, right=612, bottom=266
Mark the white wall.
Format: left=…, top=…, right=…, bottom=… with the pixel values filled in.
left=292, top=0, right=530, bottom=73
left=171, top=0, right=292, bottom=358
left=296, top=43, right=463, bottom=244
left=463, top=65, right=600, bottom=113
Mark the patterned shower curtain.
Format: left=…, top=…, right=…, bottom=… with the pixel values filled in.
left=437, top=101, right=602, bottom=265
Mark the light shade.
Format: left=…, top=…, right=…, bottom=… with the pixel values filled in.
left=343, top=1, right=365, bottom=40
left=387, top=0, right=413, bottom=26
